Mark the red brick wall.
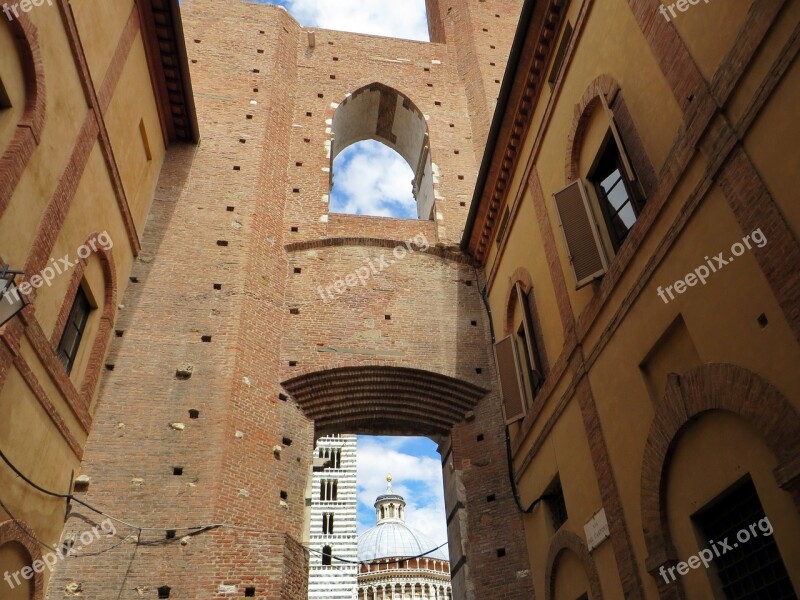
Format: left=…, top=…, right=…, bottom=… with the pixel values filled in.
left=46, top=1, right=534, bottom=598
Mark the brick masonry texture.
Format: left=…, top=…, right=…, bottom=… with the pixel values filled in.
left=45, top=1, right=533, bottom=599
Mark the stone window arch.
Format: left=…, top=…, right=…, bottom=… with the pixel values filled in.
left=0, top=520, right=46, bottom=599
left=0, top=13, right=46, bottom=217
left=48, top=232, right=118, bottom=417
left=330, top=83, right=435, bottom=220
left=559, top=75, right=657, bottom=258
left=641, top=364, right=800, bottom=597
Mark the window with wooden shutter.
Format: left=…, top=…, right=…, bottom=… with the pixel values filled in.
left=515, top=283, right=544, bottom=395
left=493, top=335, right=526, bottom=423
left=553, top=179, right=609, bottom=289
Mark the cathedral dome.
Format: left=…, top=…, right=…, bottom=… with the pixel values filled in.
left=357, top=475, right=448, bottom=562
left=358, top=521, right=448, bottom=562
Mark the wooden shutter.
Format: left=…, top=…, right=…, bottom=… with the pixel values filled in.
left=600, top=93, right=635, bottom=183
left=553, top=179, right=608, bottom=289
left=515, top=283, right=544, bottom=389
left=493, top=335, right=526, bottom=423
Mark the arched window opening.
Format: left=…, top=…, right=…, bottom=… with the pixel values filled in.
left=321, top=545, right=332, bottom=566
left=330, top=140, right=417, bottom=218
left=330, top=83, right=435, bottom=220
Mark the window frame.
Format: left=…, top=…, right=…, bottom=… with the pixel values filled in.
left=547, top=21, right=573, bottom=89
left=545, top=477, right=568, bottom=532
left=693, top=475, right=796, bottom=599
left=514, top=283, right=545, bottom=401
left=589, top=133, right=646, bottom=252
left=56, top=285, right=92, bottom=374
left=0, top=77, right=11, bottom=109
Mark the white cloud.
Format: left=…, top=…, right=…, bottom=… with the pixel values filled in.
left=330, top=140, right=417, bottom=218
left=357, top=437, right=448, bottom=550
left=281, top=0, right=429, bottom=41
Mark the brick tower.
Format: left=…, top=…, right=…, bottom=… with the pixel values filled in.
left=45, top=0, right=535, bottom=598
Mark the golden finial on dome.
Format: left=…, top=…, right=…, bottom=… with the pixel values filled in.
left=386, top=473, right=393, bottom=492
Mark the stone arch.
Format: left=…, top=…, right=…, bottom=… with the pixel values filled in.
left=502, top=266, right=533, bottom=336
left=281, top=365, right=487, bottom=437
left=565, top=75, right=621, bottom=185
left=641, top=363, right=800, bottom=598
left=544, top=529, right=603, bottom=600
left=0, top=12, right=46, bottom=217
left=331, top=83, right=435, bottom=219
left=0, top=519, right=46, bottom=599
left=50, top=232, right=117, bottom=414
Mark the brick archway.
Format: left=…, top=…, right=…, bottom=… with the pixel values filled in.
left=565, top=75, right=620, bottom=184
left=0, top=519, right=46, bottom=599
left=281, top=365, right=487, bottom=437
left=641, top=363, right=800, bottom=599
left=331, top=82, right=435, bottom=219
left=0, top=12, right=46, bottom=217
left=544, top=529, right=603, bottom=600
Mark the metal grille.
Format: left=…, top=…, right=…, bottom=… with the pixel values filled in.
left=695, top=477, right=797, bottom=600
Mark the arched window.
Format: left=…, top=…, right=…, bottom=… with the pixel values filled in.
left=321, top=545, right=332, bottom=566
left=330, top=83, right=435, bottom=220
left=557, top=77, right=656, bottom=288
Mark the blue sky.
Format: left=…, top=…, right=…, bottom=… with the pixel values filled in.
left=330, top=141, right=417, bottom=218
left=251, top=0, right=429, bottom=219
left=251, top=0, right=429, bottom=41
left=357, top=435, right=447, bottom=549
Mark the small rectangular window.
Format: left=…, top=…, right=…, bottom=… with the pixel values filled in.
left=548, top=22, right=572, bottom=88
left=546, top=477, right=568, bottom=532
left=495, top=206, right=511, bottom=247
left=139, top=119, right=152, bottom=161
left=694, top=476, right=795, bottom=599
left=56, top=286, right=92, bottom=374
left=0, top=78, right=11, bottom=109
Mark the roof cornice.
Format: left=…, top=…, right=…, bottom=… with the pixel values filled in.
left=461, top=0, right=569, bottom=262
left=136, top=0, right=200, bottom=144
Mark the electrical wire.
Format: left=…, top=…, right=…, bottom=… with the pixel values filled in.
left=1, top=447, right=262, bottom=533
left=1, top=448, right=448, bottom=565
left=0, top=492, right=138, bottom=559
left=305, top=540, right=449, bottom=566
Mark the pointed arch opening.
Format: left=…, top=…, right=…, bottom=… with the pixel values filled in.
left=331, top=83, right=435, bottom=220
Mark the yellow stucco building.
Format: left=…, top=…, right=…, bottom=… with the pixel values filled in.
left=0, top=1, right=196, bottom=597
left=463, top=0, right=800, bottom=598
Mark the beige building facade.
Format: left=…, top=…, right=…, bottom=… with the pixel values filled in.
left=0, top=1, right=196, bottom=597
left=464, top=0, right=800, bottom=598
